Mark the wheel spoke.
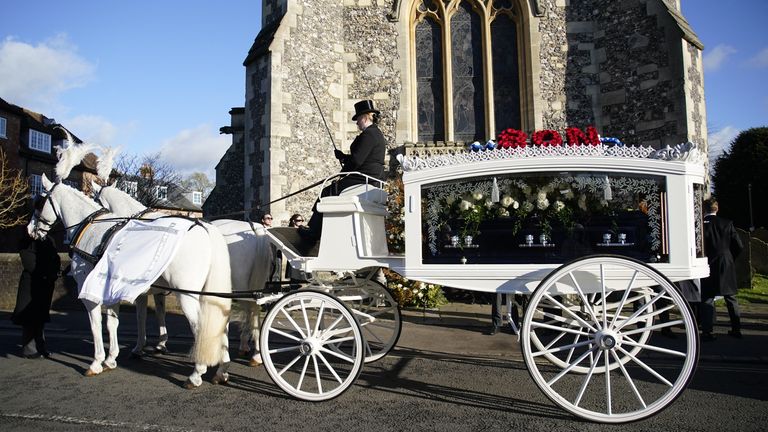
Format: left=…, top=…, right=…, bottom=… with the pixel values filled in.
left=313, top=300, right=327, bottom=334
left=323, top=335, right=356, bottom=345
left=268, top=327, right=303, bottom=342
left=533, top=339, right=594, bottom=357
left=316, top=351, right=343, bottom=384
left=600, top=264, right=609, bottom=330
left=280, top=307, right=307, bottom=339
left=268, top=345, right=302, bottom=355
left=617, top=346, right=674, bottom=387
left=318, top=346, right=356, bottom=363
left=547, top=346, right=599, bottom=386
left=296, top=356, right=310, bottom=391
left=301, top=299, right=312, bottom=335
left=608, top=270, right=640, bottom=328
left=610, top=350, right=647, bottom=408
left=613, top=290, right=668, bottom=332
left=313, top=355, right=323, bottom=395
left=530, top=321, right=592, bottom=337
left=278, top=354, right=304, bottom=376
left=566, top=272, right=603, bottom=330
left=621, top=319, right=684, bottom=337
left=620, top=304, right=676, bottom=329
left=543, top=293, right=599, bottom=333
left=604, top=345, right=612, bottom=415
left=620, top=339, right=688, bottom=358
left=574, top=350, right=603, bottom=407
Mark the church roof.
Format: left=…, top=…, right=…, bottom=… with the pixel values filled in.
left=664, top=2, right=704, bottom=50
left=243, top=16, right=284, bottom=66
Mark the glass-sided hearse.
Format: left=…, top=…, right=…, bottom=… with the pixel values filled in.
left=263, top=140, right=709, bottom=423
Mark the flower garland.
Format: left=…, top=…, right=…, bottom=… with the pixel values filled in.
left=471, top=125, right=606, bottom=151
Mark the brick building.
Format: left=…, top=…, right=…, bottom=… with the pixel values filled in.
left=206, top=0, right=706, bottom=225
left=0, top=97, right=99, bottom=252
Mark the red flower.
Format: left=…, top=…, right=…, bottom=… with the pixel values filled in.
left=497, top=128, right=528, bottom=148
left=532, top=130, right=563, bottom=146
left=566, top=126, right=600, bottom=146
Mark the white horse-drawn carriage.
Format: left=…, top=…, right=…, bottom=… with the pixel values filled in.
left=28, top=138, right=707, bottom=424
left=258, top=141, right=707, bottom=423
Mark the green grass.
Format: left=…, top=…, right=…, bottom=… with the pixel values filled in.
left=733, top=273, right=768, bottom=305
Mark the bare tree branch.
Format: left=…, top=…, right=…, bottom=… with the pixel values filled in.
left=0, top=147, right=30, bottom=229
left=114, top=152, right=182, bottom=209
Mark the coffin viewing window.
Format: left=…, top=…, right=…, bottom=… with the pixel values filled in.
left=420, top=171, right=669, bottom=264
left=412, top=0, right=523, bottom=143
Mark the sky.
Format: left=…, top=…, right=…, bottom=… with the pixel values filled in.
left=1, top=1, right=766, bottom=179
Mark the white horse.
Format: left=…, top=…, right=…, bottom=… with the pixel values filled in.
left=92, top=182, right=273, bottom=366
left=28, top=174, right=233, bottom=387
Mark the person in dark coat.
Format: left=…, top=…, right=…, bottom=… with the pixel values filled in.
left=11, top=235, right=61, bottom=358
left=302, top=99, right=387, bottom=240
left=700, top=198, right=744, bottom=341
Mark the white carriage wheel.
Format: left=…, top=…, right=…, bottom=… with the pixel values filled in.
left=528, top=286, right=655, bottom=374
left=260, top=290, right=364, bottom=401
left=329, top=279, right=402, bottom=363
left=521, top=255, right=699, bottom=423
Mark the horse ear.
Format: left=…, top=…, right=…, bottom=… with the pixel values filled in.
left=42, top=173, right=54, bottom=190
left=91, top=180, right=101, bottom=193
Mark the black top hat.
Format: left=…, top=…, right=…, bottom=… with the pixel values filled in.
left=352, top=100, right=380, bottom=121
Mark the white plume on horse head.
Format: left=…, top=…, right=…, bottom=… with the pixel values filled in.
left=96, top=146, right=120, bottom=182
left=55, top=141, right=95, bottom=181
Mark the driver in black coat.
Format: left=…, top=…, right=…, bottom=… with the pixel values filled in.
left=301, top=99, right=386, bottom=240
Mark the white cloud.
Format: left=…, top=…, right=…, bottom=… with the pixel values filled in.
left=0, top=34, right=95, bottom=113
left=159, top=124, right=230, bottom=178
left=708, top=126, right=740, bottom=164
left=64, top=115, right=119, bottom=147
left=747, top=47, right=768, bottom=68
left=703, top=44, right=737, bottom=72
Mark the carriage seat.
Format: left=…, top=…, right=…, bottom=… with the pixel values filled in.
left=267, top=227, right=319, bottom=257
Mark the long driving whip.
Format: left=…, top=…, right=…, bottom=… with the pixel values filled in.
left=302, top=67, right=343, bottom=167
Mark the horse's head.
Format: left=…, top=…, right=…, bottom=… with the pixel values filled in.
left=27, top=174, right=61, bottom=240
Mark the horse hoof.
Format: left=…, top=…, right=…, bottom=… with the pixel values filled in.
left=249, top=358, right=263, bottom=367
left=183, top=380, right=198, bottom=390
left=154, top=345, right=169, bottom=355
left=211, top=376, right=229, bottom=385
left=238, top=350, right=250, bottom=359
left=84, top=369, right=100, bottom=377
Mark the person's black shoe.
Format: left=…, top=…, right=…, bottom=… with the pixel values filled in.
left=727, top=330, right=743, bottom=339
left=39, top=350, right=51, bottom=358
left=23, top=352, right=42, bottom=359
left=701, top=332, right=716, bottom=342
left=486, top=326, right=499, bottom=336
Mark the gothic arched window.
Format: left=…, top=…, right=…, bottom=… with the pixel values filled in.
left=411, top=0, right=524, bottom=143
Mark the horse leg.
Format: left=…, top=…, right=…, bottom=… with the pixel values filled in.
left=237, top=301, right=252, bottom=357
left=132, top=294, right=148, bottom=357
left=84, top=300, right=106, bottom=376
left=249, top=306, right=263, bottom=367
left=103, top=304, right=120, bottom=370
left=212, top=333, right=232, bottom=385
left=177, top=293, right=205, bottom=388
left=153, top=292, right=169, bottom=353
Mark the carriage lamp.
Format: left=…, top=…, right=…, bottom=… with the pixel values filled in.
left=525, top=234, right=534, bottom=246
left=539, top=234, right=548, bottom=246
left=603, top=233, right=612, bottom=244
left=618, top=233, right=627, bottom=244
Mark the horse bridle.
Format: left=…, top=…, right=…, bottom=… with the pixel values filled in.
left=31, top=183, right=62, bottom=238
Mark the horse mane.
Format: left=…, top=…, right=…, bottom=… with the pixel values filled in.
left=57, top=181, right=102, bottom=211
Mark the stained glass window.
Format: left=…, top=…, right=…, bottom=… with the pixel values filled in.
left=416, top=17, right=445, bottom=142
left=491, top=14, right=521, bottom=133
left=451, top=1, right=485, bottom=142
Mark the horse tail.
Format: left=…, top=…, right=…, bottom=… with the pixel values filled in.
left=192, top=223, right=232, bottom=366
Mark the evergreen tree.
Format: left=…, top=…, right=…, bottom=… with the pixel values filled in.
left=712, top=127, right=768, bottom=230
